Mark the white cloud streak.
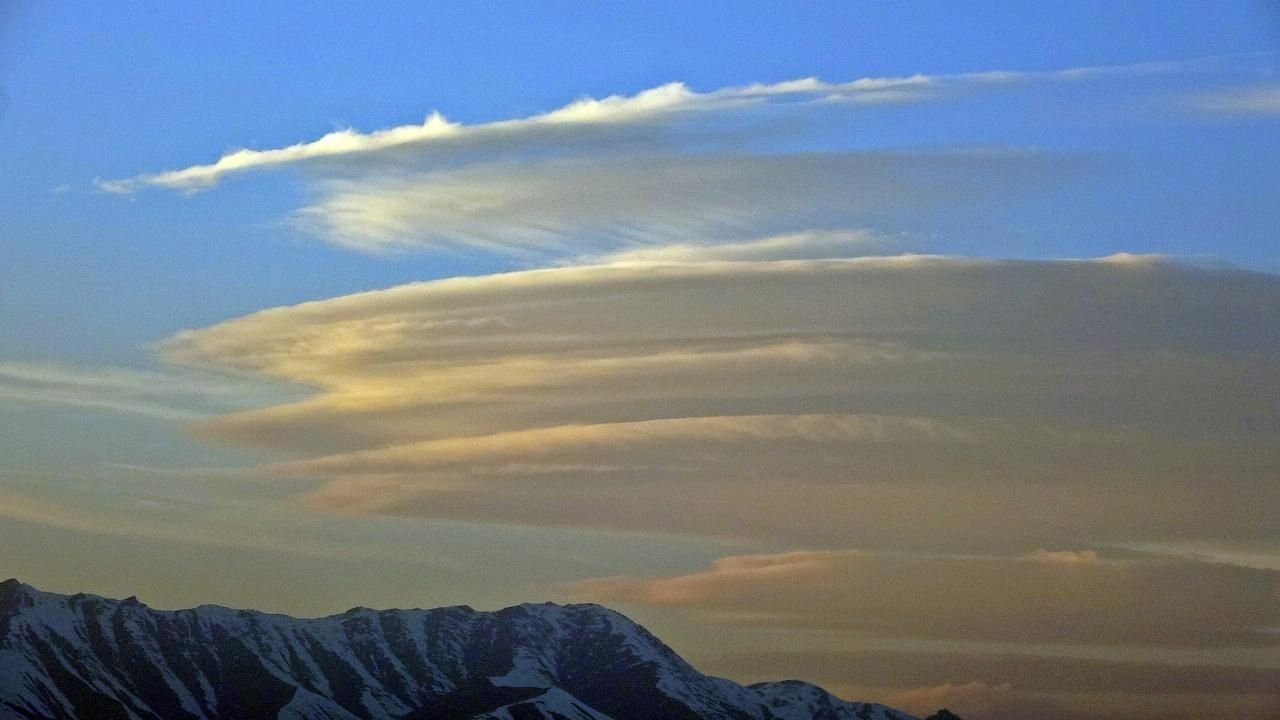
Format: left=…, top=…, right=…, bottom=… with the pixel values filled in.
left=97, top=58, right=1193, bottom=195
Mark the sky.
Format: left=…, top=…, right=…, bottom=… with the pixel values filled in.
left=2, top=2, right=1280, bottom=718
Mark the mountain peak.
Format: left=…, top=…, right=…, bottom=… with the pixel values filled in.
left=0, top=577, right=30, bottom=608
left=0, top=580, right=918, bottom=720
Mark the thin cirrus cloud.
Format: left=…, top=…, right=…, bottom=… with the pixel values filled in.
left=0, top=361, right=296, bottom=421
left=95, top=58, right=1191, bottom=196
left=291, top=150, right=1061, bottom=255
left=581, top=229, right=898, bottom=264
left=1188, top=83, right=1280, bottom=115
left=161, top=255, right=1280, bottom=553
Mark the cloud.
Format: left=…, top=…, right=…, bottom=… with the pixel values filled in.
left=0, top=361, right=297, bottom=420
left=875, top=681, right=1280, bottom=720
left=879, top=682, right=1073, bottom=720
left=581, top=229, right=898, bottom=264
left=95, top=58, right=1226, bottom=260
left=1188, top=84, right=1280, bottom=115
left=97, top=59, right=1186, bottom=195
left=871, top=681, right=1279, bottom=720
left=161, top=257, right=1280, bottom=552
left=0, top=482, right=292, bottom=555
left=710, top=650, right=1280, bottom=698
left=290, top=150, right=1053, bottom=254
left=0, top=486, right=117, bottom=534
left=709, top=650, right=1280, bottom=720
left=574, top=549, right=1280, bottom=647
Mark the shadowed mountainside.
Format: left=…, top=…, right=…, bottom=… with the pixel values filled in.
left=0, top=579, right=919, bottom=720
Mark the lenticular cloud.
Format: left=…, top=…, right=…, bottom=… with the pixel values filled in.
left=165, top=256, right=1280, bottom=551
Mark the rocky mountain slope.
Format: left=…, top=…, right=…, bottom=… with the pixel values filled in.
left=0, top=579, right=917, bottom=720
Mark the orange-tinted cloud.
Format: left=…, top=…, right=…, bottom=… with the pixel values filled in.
left=573, top=550, right=1280, bottom=647
left=164, top=257, right=1280, bottom=554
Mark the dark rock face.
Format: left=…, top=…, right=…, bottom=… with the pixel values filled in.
left=923, top=710, right=964, bottom=720
left=0, top=580, right=915, bottom=720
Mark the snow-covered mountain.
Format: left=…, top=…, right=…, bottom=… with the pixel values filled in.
left=0, top=579, right=916, bottom=720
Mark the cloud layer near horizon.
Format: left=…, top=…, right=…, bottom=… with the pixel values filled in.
left=163, top=256, right=1280, bottom=553
left=704, top=649, right=1280, bottom=720
left=573, top=549, right=1280, bottom=647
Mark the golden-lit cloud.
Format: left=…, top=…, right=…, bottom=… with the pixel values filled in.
left=162, top=256, right=1280, bottom=552
left=572, top=549, right=1280, bottom=647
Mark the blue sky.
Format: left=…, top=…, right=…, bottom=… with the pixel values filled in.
left=2, top=2, right=1278, bottom=367
left=2, top=4, right=1280, bottom=719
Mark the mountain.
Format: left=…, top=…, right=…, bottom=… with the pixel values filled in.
left=0, top=579, right=916, bottom=720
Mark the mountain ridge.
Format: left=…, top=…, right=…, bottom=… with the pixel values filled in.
left=0, top=579, right=919, bottom=720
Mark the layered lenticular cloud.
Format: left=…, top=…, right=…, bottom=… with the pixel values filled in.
left=163, top=256, right=1280, bottom=551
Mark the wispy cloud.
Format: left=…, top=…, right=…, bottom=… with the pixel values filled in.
left=96, top=59, right=1186, bottom=195
left=0, top=361, right=298, bottom=420
left=0, top=486, right=120, bottom=535
left=1188, top=83, right=1280, bottom=115
left=291, top=150, right=1059, bottom=254
left=580, top=229, right=899, bottom=264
